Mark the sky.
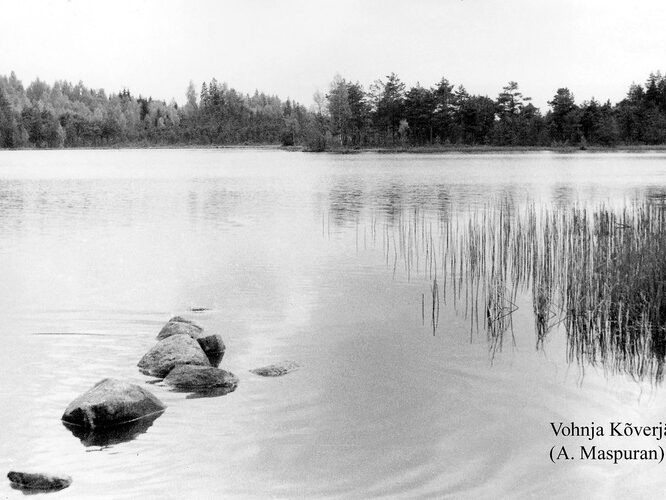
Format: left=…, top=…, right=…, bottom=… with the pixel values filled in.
left=2, top=0, right=666, bottom=112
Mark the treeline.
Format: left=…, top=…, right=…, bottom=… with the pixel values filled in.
left=319, top=71, right=666, bottom=149
left=3, top=70, right=666, bottom=150
left=0, top=72, right=314, bottom=148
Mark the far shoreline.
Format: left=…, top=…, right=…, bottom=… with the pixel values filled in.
left=318, top=144, right=666, bottom=155
left=4, top=143, right=666, bottom=154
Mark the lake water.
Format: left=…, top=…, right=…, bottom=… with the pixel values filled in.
left=1, top=149, right=665, bottom=499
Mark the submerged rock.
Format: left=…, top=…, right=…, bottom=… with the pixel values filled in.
left=62, top=378, right=166, bottom=430
left=250, top=361, right=300, bottom=377
left=138, top=334, right=210, bottom=378
left=164, top=365, right=238, bottom=394
left=7, top=471, right=72, bottom=492
left=155, top=317, right=225, bottom=365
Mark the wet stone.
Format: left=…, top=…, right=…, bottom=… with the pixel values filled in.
left=138, top=335, right=210, bottom=378
left=62, top=378, right=166, bottom=430
left=7, top=471, right=72, bottom=492
left=250, top=361, right=300, bottom=377
left=157, top=318, right=203, bottom=340
left=164, top=365, right=238, bottom=394
left=155, top=317, right=225, bottom=365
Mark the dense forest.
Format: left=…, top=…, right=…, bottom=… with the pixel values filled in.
left=2, top=70, right=666, bottom=150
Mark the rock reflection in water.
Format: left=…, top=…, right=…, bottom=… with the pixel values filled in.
left=183, top=386, right=238, bottom=399
left=162, top=382, right=238, bottom=399
left=62, top=412, right=163, bottom=447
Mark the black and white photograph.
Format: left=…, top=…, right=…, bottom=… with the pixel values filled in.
left=2, top=1, right=666, bottom=498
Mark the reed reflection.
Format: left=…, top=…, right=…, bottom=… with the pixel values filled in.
left=329, top=181, right=364, bottom=226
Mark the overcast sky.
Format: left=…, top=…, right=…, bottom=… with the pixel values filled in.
left=2, top=0, right=666, bottom=111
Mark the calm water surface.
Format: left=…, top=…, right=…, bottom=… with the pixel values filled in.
left=1, top=149, right=666, bottom=499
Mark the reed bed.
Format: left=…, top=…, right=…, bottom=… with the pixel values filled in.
left=377, top=199, right=666, bottom=382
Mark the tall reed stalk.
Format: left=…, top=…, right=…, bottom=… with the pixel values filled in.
left=377, top=198, right=666, bottom=382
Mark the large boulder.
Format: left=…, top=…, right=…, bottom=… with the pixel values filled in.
left=250, top=360, right=300, bottom=377
left=156, top=317, right=225, bottom=365
left=7, top=471, right=72, bottom=492
left=138, top=334, right=210, bottom=378
left=61, top=379, right=165, bottom=430
left=164, top=365, right=238, bottom=393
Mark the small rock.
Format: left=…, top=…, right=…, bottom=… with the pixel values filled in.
left=7, top=471, right=72, bottom=492
left=156, top=317, right=225, bottom=365
left=196, top=333, right=225, bottom=358
left=250, top=361, right=300, bottom=377
left=62, top=378, right=166, bottom=429
left=165, top=365, right=238, bottom=393
left=138, top=334, right=210, bottom=378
